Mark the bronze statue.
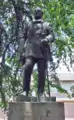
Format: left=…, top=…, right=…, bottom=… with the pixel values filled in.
left=20, top=7, right=55, bottom=101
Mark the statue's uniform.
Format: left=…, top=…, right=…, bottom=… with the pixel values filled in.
left=24, top=20, right=54, bottom=59
left=21, top=19, right=55, bottom=93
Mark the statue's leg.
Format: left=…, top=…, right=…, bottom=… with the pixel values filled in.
left=23, top=57, right=35, bottom=95
left=37, top=59, right=47, bottom=94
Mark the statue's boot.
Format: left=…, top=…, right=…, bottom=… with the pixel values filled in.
left=38, top=92, right=46, bottom=102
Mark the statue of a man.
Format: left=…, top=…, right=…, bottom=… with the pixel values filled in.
left=20, top=7, right=55, bottom=100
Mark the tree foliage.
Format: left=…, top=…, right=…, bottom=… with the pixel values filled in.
left=0, top=0, right=74, bottom=108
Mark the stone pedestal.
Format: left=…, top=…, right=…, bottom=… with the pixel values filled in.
left=16, top=95, right=56, bottom=102
left=8, top=102, right=65, bottom=120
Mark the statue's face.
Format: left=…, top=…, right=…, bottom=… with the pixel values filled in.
left=34, top=7, right=43, bottom=19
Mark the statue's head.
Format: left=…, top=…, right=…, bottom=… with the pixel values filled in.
left=34, top=7, right=43, bottom=19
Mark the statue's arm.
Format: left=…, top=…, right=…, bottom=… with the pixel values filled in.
left=23, top=23, right=28, bottom=40
left=46, top=23, right=55, bottom=43
left=19, top=23, right=28, bottom=54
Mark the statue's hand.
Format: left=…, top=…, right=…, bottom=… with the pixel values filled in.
left=41, top=39, right=49, bottom=45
